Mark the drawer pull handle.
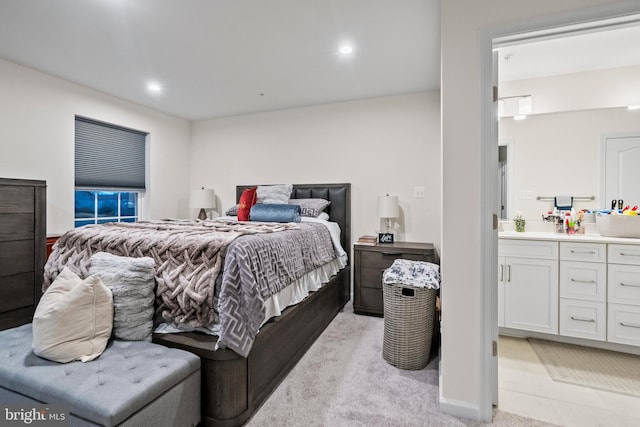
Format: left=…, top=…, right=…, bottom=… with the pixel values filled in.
left=499, top=264, right=503, bottom=282
left=506, top=265, right=511, bottom=283
left=570, top=250, right=597, bottom=254
left=619, top=252, right=640, bottom=257
left=570, top=278, right=596, bottom=284
left=620, top=282, right=640, bottom=288
left=570, top=316, right=595, bottom=323
left=380, top=252, right=403, bottom=256
left=620, top=322, right=640, bottom=329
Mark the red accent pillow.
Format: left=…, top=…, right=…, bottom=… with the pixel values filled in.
left=237, top=187, right=257, bottom=221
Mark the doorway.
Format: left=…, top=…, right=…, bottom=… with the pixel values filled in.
left=488, top=13, right=640, bottom=426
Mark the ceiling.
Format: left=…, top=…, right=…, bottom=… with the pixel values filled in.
left=0, top=0, right=440, bottom=121
left=1, top=2, right=638, bottom=122
left=498, top=23, right=640, bottom=82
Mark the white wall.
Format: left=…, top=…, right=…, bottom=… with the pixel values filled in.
left=441, top=0, right=634, bottom=421
left=501, top=64, right=640, bottom=115
left=501, top=107, right=640, bottom=220
left=190, top=91, right=442, bottom=250
left=0, top=59, right=192, bottom=235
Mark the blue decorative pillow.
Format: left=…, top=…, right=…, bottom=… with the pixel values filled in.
left=250, top=203, right=301, bottom=223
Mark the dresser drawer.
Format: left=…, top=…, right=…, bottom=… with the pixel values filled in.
left=0, top=214, right=34, bottom=243
left=0, top=240, right=34, bottom=277
left=559, top=298, right=606, bottom=341
left=608, top=303, right=640, bottom=346
left=559, top=261, right=606, bottom=301
left=608, top=244, right=640, bottom=265
left=0, top=272, right=35, bottom=313
left=608, top=264, right=640, bottom=305
left=499, top=239, right=558, bottom=259
left=559, top=242, right=606, bottom=262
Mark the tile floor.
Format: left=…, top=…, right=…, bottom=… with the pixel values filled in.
left=498, top=336, right=640, bottom=427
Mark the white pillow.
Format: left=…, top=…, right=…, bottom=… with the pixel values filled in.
left=257, top=184, right=293, bottom=204
left=32, top=267, right=113, bottom=363
left=89, top=252, right=156, bottom=341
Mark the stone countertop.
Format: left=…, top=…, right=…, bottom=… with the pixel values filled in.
left=499, top=230, right=640, bottom=245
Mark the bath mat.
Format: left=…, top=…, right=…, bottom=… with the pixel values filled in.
left=529, top=338, right=640, bottom=398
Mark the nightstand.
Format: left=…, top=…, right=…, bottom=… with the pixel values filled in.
left=353, top=242, right=439, bottom=316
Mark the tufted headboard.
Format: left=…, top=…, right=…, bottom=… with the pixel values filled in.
left=236, top=183, right=351, bottom=263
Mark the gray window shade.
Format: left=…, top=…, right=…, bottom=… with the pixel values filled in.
left=75, top=117, right=147, bottom=189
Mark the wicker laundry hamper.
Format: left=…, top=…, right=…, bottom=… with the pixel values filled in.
left=382, top=282, right=437, bottom=370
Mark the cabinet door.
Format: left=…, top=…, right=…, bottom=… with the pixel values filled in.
left=504, top=257, right=558, bottom=334
left=498, top=257, right=505, bottom=327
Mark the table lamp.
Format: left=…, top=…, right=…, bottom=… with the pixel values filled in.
left=378, top=193, right=399, bottom=243
left=190, top=187, right=215, bottom=220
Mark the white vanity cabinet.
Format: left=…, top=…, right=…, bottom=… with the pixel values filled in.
left=608, top=244, right=640, bottom=346
left=498, top=239, right=558, bottom=334
left=559, top=242, right=607, bottom=341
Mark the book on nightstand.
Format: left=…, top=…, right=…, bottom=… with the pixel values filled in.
left=357, top=235, right=377, bottom=245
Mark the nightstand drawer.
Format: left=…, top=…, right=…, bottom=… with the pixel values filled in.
left=358, top=287, right=383, bottom=315
left=360, top=249, right=430, bottom=268
left=360, top=266, right=385, bottom=289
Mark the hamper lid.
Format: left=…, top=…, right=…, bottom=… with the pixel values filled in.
left=382, top=259, right=440, bottom=290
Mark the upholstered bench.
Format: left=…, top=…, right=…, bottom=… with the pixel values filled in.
left=0, top=324, right=201, bottom=427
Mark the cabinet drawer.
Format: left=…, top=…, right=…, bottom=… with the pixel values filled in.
left=0, top=240, right=34, bottom=277
left=559, top=261, right=606, bottom=301
left=559, top=298, right=606, bottom=341
left=499, top=239, right=558, bottom=259
left=608, top=244, right=640, bottom=265
left=0, top=272, right=34, bottom=313
left=559, top=242, right=606, bottom=262
left=608, top=303, right=640, bottom=346
left=608, top=264, right=640, bottom=305
left=0, top=214, right=34, bottom=242
left=357, top=287, right=383, bottom=315
left=360, top=249, right=429, bottom=268
left=360, top=266, right=385, bottom=289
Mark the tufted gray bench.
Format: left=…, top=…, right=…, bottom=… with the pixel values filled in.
left=0, top=324, right=201, bottom=427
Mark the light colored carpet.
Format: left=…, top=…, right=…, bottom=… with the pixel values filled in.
left=529, top=338, right=640, bottom=398
left=246, top=301, right=553, bottom=427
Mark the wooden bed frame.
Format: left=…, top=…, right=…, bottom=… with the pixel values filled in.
left=153, top=183, right=351, bottom=427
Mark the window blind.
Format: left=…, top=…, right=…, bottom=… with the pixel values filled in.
left=75, top=117, right=147, bottom=189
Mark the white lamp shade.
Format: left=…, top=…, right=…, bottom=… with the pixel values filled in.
left=378, top=194, right=399, bottom=218
left=190, top=188, right=216, bottom=209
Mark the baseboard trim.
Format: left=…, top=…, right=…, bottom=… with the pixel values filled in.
left=438, top=380, right=482, bottom=420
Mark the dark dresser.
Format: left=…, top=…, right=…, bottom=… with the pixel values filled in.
left=0, top=178, right=46, bottom=329
left=353, top=241, right=439, bottom=316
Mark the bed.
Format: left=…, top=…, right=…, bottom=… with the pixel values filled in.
left=46, top=183, right=351, bottom=427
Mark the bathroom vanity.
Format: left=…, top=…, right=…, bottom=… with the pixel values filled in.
left=499, top=231, right=640, bottom=354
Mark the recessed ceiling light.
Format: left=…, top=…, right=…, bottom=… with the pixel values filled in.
left=146, top=81, right=162, bottom=94
left=338, top=44, right=354, bottom=56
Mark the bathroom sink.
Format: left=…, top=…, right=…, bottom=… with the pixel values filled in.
left=595, top=214, right=640, bottom=238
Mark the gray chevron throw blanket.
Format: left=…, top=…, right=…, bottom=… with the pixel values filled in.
left=44, top=220, right=298, bottom=329
left=217, top=222, right=336, bottom=357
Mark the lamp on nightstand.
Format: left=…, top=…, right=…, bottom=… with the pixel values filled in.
left=378, top=193, right=399, bottom=243
left=190, top=187, right=215, bottom=220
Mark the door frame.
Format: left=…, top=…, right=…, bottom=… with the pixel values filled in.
left=478, top=4, right=640, bottom=421
left=600, top=132, right=640, bottom=205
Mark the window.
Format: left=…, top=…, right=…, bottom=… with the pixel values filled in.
left=74, top=117, right=147, bottom=227
left=74, top=190, right=139, bottom=227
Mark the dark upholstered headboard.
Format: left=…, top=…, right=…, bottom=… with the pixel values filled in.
left=236, top=183, right=351, bottom=263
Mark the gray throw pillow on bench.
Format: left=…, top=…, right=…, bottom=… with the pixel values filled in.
left=89, top=252, right=156, bottom=341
